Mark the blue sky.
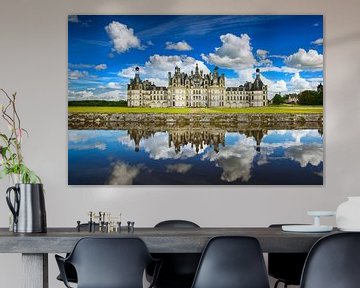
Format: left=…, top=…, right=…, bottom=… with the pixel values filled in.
left=68, top=15, right=323, bottom=100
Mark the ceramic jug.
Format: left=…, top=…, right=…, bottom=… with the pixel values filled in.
left=6, top=183, right=47, bottom=233
left=336, top=197, right=360, bottom=231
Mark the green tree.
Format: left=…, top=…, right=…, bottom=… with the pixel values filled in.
left=68, top=100, right=128, bottom=107
left=272, top=94, right=285, bottom=105
left=298, top=90, right=322, bottom=105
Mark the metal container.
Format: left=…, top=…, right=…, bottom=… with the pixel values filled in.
left=6, top=183, right=47, bottom=233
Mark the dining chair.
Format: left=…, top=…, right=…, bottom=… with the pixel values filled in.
left=55, top=237, right=161, bottom=288
left=300, top=232, right=360, bottom=288
left=191, top=236, right=270, bottom=288
left=268, top=224, right=308, bottom=288
left=146, top=220, right=201, bottom=288
left=56, top=223, right=99, bottom=284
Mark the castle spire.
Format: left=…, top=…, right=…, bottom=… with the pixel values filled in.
left=256, top=68, right=260, bottom=79
left=134, top=66, right=140, bottom=83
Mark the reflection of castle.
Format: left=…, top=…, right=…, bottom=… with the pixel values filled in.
left=126, top=126, right=268, bottom=154
left=127, top=66, right=268, bottom=108
left=128, top=129, right=154, bottom=152
left=169, top=129, right=226, bottom=154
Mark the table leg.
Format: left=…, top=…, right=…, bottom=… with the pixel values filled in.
left=22, top=253, right=48, bottom=288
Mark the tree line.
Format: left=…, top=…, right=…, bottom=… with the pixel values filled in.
left=272, top=90, right=323, bottom=105
left=68, top=100, right=128, bottom=107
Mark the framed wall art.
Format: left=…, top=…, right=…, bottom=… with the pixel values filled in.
left=68, top=15, right=323, bottom=185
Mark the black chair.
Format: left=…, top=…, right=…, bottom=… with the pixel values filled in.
left=56, top=223, right=99, bottom=284
left=268, top=224, right=308, bottom=288
left=55, top=237, right=160, bottom=288
left=300, top=232, right=360, bottom=288
left=191, top=236, right=270, bottom=288
left=147, top=220, right=201, bottom=288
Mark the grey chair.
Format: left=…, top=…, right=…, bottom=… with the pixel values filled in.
left=300, top=232, right=360, bottom=288
left=191, top=236, right=270, bottom=288
left=147, top=220, right=201, bottom=288
left=56, top=237, right=161, bottom=288
left=268, top=224, right=308, bottom=288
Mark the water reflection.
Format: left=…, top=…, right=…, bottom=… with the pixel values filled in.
left=68, top=122, right=323, bottom=185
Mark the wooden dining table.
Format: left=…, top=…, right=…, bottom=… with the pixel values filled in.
left=0, top=227, right=339, bottom=288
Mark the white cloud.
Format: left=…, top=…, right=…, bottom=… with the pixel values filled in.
left=256, top=49, right=272, bottom=66
left=95, top=64, right=107, bottom=70
left=105, top=21, right=142, bottom=53
left=289, top=72, right=311, bottom=92
left=146, top=40, right=154, bottom=46
left=68, top=89, right=94, bottom=100
left=118, top=54, right=210, bottom=86
left=146, top=78, right=168, bottom=87
left=68, top=70, right=89, bottom=80
left=256, top=49, right=269, bottom=59
left=269, top=54, right=287, bottom=60
left=285, top=49, right=323, bottom=70
left=258, top=65, right=301, bottom=74
left=68, top=15, right=91, bottom=27
left=69, top=63, right=107, bottom=71
left=166, top=163, right=193, bottom=174
left=68, top=142, right=107, bottom=151
left=106, top=82, right=122, bottom=89
left=259, top=130, right=323, bottom=168
left=97, top=90, right=125, bottom=101
left=68, top=88, right=125, bottom=101
left=68, top=131, right=92, bottom=143
left=107, top=161, right=143, bottom=185
left=268, top=79, right=287, bottom=94
left=68, top=15, right=79, bottom=23
left=201, top=33, right=256, bottom=69
left=311, top=38, right=323, bottom=46
left=165, top=41, right=193, bottom=51
left=285, top=145, right=323, bottom=167
left=202, top=135, right=256, bottom=183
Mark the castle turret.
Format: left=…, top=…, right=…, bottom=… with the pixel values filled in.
left=317, top=83, right=323, bottom=93
left=195, top=63, right=199, bottom=75
left=252, top=68, right=264, bottom=91
left=134, top=66, right=141, bottom=84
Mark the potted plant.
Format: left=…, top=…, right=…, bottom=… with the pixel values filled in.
left=0, top=88, right=46, bottom=233
left=0, top=89, right=41, bottom=183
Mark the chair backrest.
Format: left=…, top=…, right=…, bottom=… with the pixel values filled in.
left=152, top=220, right=201, bottom=282
left=301, top=232, right=360, bottom=288
left=155, top=220, right=200, bottom=228
left=268, top=224, right=308, bottom=285
left=67, top=237, right=153, bottom=288
left=191, top=236, right=270, bottom=288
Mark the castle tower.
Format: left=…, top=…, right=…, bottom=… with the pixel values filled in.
left=252, top=68, right=264, bottom=91
left=195, top=63, right=199, bottom=75
left=134, top=66, right=140, bottom=84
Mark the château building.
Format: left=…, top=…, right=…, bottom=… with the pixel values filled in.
left=127, top=65, right=268, bottom=108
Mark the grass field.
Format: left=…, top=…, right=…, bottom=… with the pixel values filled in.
left=68, top=105, right=323, bottom=114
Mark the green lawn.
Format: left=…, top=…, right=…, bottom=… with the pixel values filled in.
left=68, top=105, right=323, bottom=114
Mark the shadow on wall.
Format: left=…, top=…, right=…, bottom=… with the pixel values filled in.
left=326, top=32, right=360, bottom=46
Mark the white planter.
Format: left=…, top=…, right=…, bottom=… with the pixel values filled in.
left=336, top=197, right=360, bottom=231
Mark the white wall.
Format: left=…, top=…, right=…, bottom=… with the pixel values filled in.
left=1, top=0, right=360, bottom=286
